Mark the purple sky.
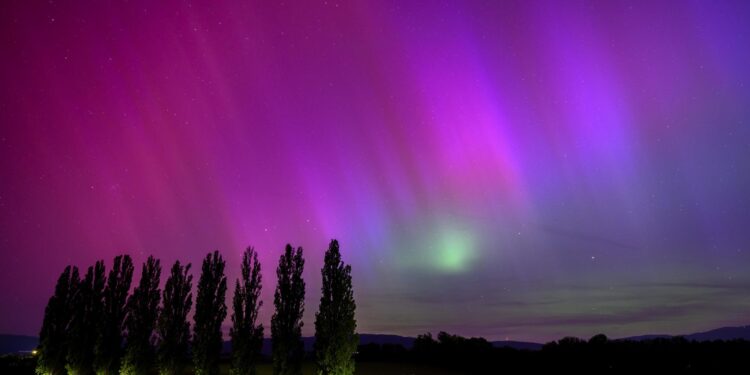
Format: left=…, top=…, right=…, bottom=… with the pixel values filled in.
left=1, top=0, right=750, bottom=342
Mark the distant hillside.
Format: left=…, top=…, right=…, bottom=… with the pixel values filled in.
left=684, top=326, right=750, bottom=341
left=621, top=325, right=750, bottom=342
left=0, top=335, right=37, bottom=355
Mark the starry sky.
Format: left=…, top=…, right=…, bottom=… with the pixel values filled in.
left=1, top=0, right=750, bottom=343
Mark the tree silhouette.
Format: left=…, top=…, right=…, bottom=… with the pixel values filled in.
left=121, top=256, right=162, bottom=375
left=37, top=265, right=79, bottom=375
left=94, top=255, right=134, bottom=375
left=271, top=244, right=306, bottom=375
left=67, top=261, right=106, bottom=375
left=156, top=261, right=193, bottom=375
left=193, top=251, right=227, bottom=375
left=230, top=247, right=264, bottom=375
left=314, top=240, right=358, bottom=375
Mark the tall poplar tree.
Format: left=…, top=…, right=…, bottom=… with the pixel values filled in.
left=67, top=261, right=106, bottom=375
left=314, top=240, right=358, bottom=375
left=193, top=251, right=227, bottom=375
left=36, top=266, right=79, bottom=375
left=95, top=255, right=134, bottom=375
left=271, top=244, right=306, bottom=375
left=156, top=261, right=193, bottom=375
left=230, top=247, right=264, bottom=375
left=121, top=256, right=162, bottom=375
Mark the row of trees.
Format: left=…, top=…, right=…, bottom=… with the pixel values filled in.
left=36, top=240, right=357, bottom=375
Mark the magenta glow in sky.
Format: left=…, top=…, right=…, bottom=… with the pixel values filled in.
left=1, top=1, right=750, bottom=342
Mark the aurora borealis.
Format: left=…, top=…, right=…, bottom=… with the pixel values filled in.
left=1, top=0, right=750, bottom=343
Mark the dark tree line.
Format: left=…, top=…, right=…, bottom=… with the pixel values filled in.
left=36, top=240, right=358, bottom=375
left=356, top=332, right=750, bottom=373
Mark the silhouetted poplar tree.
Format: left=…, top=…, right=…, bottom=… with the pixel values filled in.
left=271, top=244, right=306, bottom=375
left=121, top=256, right=162, bottom=375
left=67, top=261, right=106, bottom=375
left=314, top=240, right=358, bottom=375
left=95, top=255, right=134, bottom=375
left=193, top=251, right=227, bottom=375
left=156, top=261, right=193, bottom=375
left=37, top=266, right=79, bottom=375
left=230, top=247, right=264, bottom=375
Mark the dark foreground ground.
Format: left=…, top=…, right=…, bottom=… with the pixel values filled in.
left=5, top=335, right=750, bottom=374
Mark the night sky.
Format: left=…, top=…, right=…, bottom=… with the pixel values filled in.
left=1, top=1, right=750, bottom=343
